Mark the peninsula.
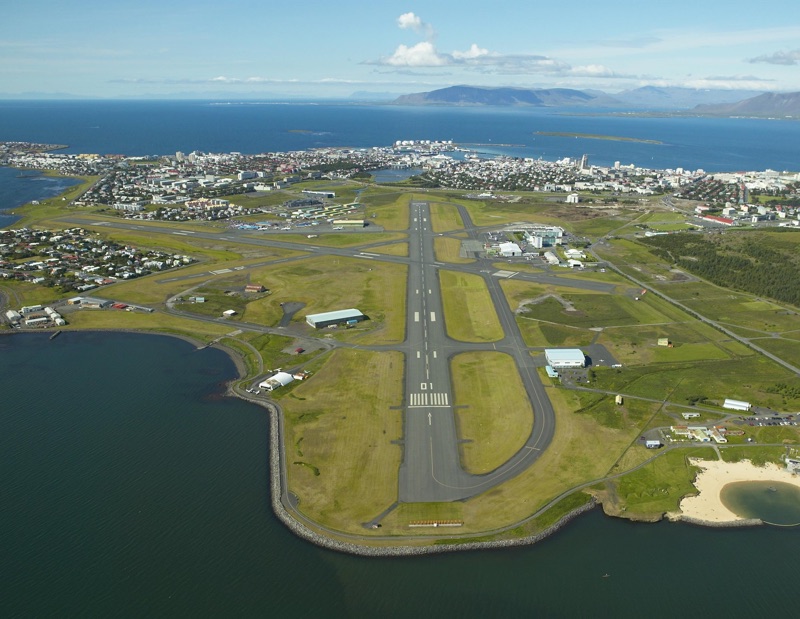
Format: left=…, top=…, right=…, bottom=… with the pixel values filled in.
left=3, top=139, right=800, bottom=554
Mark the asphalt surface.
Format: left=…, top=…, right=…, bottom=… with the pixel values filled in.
left=398, top=203, right=555, bottom=502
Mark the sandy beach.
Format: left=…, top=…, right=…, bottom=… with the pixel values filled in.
left=678, top=458, right=800, bottom=523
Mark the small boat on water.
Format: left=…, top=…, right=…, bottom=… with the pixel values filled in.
left=602, top=574, right=611, bottom=578
left=49, top=330, right=62, bottom=340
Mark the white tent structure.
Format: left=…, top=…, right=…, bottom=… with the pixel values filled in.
left=259, top=372, right=295, bottom=391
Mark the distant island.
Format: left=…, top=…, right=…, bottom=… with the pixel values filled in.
left=535, top=132, right=663, bottom=144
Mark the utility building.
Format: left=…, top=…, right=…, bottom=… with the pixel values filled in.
left=305, top=308, right=365, bottom=329
left=544, top=348, right=586, bottom=369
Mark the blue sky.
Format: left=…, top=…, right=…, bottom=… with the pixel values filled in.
left=3, top=0, right=800, bottom=98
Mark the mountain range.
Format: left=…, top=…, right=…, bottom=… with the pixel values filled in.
left=692, top=91, right=800, bottom=118
left=391, top=85, right=799, bottom=116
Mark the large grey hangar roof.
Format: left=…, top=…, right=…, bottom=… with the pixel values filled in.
left=544, top=348, right=585, bottom=363
left=305, top=308, right=364, bottom=323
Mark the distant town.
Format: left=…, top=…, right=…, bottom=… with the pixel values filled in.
left=2, top=140, right=799, bottom=227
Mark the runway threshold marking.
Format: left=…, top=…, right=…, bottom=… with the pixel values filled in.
left=430, top=312, right=436, bottom=322
left=414, top=312, right=420, bottom=322
left=408, top=393, right=450, bottom=407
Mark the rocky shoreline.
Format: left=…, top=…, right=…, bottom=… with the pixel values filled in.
left=0, top=330, right=778, bottom=554
left=672, top=514, right=763, bottom=528
left=228, top=382, right=599, bottom=556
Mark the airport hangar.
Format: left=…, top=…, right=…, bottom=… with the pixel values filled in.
left=305, top=308, right=366, bottom=329
left=545, top=348, right=586, bottom=369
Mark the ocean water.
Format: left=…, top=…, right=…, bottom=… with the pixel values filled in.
left=0, top=332, right=798, bottom=618
left=0, top=100, right=798, bottom=172
left=0, top=167, right=80, bottom=227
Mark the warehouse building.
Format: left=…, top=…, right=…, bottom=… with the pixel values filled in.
left=723, top=398, right=751, bottom=412
left=544, top=348, right=586, bottom=369
left=305, top=308, right=366, bottom=329
left=498, top=242, right=523, bottom=257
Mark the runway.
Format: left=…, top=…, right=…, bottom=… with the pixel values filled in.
left=398, top=203, right=556, bottom=502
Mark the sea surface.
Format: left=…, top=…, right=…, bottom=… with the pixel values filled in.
left=1, top=99, right=799, bottom=172
left=0, top=332, right=798, bottom=618
left=0, top=167, right=80, bottom=228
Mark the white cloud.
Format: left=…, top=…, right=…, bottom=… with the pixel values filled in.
left=396, top=12, right=434, bottom=40
left=397, top=12, right=422, bottom=31
left=748, top=48, right=800, bottom=65
left=383, top=42, right=448, bottom=67
left=373, top=14, right=571, bottom=75
left=568, top=65, right=618, bottom=78
left=452, top=44, right=488, bottom=60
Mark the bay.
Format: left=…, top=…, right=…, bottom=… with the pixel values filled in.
left=0, top=100, right=799, bottom=172
left=0, top=167, right=80, bottom=228
left=0, top=332, right=798, bottom=618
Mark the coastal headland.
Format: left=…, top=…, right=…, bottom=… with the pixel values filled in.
left=2, top=137, right=800, bottom=553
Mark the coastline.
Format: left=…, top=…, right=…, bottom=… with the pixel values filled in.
left=673, top=458, right=800, bottom=524
left=3, top=328, right=795, bottom=554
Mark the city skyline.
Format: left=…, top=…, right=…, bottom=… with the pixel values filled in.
left=3, top=1, right=800, bottom=99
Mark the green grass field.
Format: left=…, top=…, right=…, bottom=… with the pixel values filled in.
left=593, top=354, right=800, bottom=411
left=609, top=448, right=716, bottom=516
left=360, top=191, right=411, bottom=231
left=434, top=237, right=474, bottom=264
left=252, top=231, right=407, bottom=248
left=280, top=349, right=404, bottom=534
left=429, top=202, right=465, bottom=232
left=60, top=308, right=234, bottom=341
left=439, top=270, right=504, bottom=342
left=368, top=242, right=409, bottom=257
left=240, top=256, right=408, bottom=345
left=451, top=352, right=534, bottom=474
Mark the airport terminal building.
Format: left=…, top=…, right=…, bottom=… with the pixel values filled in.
left=305, top=308, right=365, bottom=329
left=545, top=348, right=586, bottom=369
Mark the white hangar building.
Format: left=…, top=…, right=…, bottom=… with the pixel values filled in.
left=305, top=308, right=365, bottom=329
left=545, top=348, right=586, bottom=369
